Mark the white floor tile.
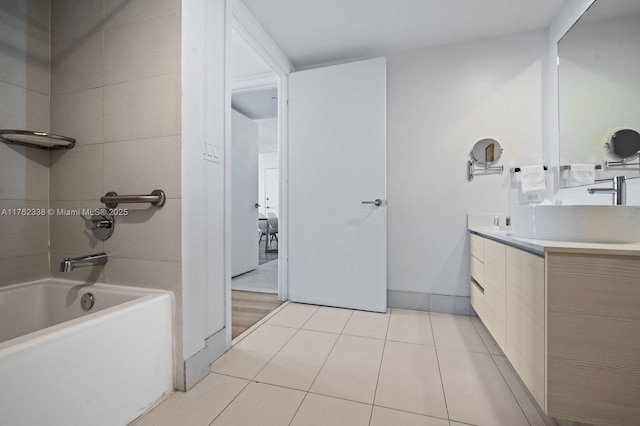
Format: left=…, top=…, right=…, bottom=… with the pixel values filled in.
left=132, top=373, right=248, bottom=426
left=255, top=329, right=338, bottom=391
left=210, top=324, right=296, bottom=379
left=430, top=312, right=487, bottom=353
left=211, top=382, right=305, bottom=426
left=291, top=393, right=372, bottom=426
left=470, top=316, right=504, bottom=355
left=302, top=306, right=353, bottom=334
left=438, top=348, right=528, bottom=426
left=375, top=341, right=448, bottom=418
left=265, top=302, right=319, bottom=328
left=342, top=309, right=390, bottom=340
left=387, top=308, right=434, bottom=346
left=492, top=355, right=556, bottom=426
left=311, top=334, right=384, bottom=404
left=370, top=406, right=449, bottom=426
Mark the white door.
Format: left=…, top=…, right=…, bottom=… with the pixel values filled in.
left=289, top=57, right=387, bottom=312
left=231, top=110, right=259, bottom=277
left=264, top=168, right=279, bottom=217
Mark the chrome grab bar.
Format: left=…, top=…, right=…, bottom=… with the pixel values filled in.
left=100, top=189, right=166, bottom=208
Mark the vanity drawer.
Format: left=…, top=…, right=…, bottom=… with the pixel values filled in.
left=470, top=255, right=484, bottom=285
left=470, top=233, right=484, bottom=261
left=470, top=279, right=484, bottom=318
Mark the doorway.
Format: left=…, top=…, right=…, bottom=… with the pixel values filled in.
left=228, top=26, right=288, bottom=339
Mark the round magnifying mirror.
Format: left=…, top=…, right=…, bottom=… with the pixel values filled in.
left=606, top=129, right=640, bottom=160
left=470, top=138, right=503, bottom=165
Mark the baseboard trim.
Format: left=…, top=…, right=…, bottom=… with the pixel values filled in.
left=387, top=290, right=471, bottom=315
left=183, top=328, right=228, bottom=391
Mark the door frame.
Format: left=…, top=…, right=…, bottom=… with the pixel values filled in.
left=225, top=0, right=293, bottom=344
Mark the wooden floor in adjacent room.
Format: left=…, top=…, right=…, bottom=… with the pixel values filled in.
left=232, top=290, right=284, bottom=339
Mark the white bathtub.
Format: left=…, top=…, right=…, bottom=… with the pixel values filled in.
left=0, top=279, right=174, bottom=426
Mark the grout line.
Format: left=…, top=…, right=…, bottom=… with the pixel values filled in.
left=231, top=300, right=290, bottom=345
left=469, top=316, right=494, bottom=355
left=428, top=311, right=451, bottom=421
left=287, top=390, right=309, bottom=426
left=371, top=403, right=451, bottom=423
left=246, top=323, right=301, bottom=381
left=368, top=310, right=391, bottom=425
left=206, top=378, right=252, bottom=426
left=489, top=354, right=533, bottom=426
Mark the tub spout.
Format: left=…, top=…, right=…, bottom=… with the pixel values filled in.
left=59, top=252, right=108, bottom=272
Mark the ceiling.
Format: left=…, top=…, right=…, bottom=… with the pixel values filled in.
left=242, top=0, right=570, bottom=69
left=232, top=88, right=278, bottom=120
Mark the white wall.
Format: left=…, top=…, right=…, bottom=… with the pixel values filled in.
left=181, top=0, right=228, bottom=388
left=387, top=30, right=549, bottom=297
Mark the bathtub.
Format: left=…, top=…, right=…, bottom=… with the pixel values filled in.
left=0, top=279, right=174, bottom=426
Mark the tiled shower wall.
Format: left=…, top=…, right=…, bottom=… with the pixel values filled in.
left=0, top=0, right=51, bottom=285
left=47, top=0, right=184, bottom=377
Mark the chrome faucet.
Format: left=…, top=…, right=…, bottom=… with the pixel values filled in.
left=59, top=252, right=108, bottom=272
left=587, top=176, right=626, bottom=205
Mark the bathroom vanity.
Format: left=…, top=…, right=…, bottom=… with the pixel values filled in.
left=468, top=226, right=640, bottom=426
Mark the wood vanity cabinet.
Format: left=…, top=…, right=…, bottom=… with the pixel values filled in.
left=505, top=246, right=545, bottom=408
left=470, top=234, right=506, bottom=350
left=470, top=234, right=542, bottom=406
left=470, top=232, right=640, bottom=426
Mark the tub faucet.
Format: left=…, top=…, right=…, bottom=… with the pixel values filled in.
left=59, top=252, right=108, bottom=272
left=587, top=175, right=626, bottom=205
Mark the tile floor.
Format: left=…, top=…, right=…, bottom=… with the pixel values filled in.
left=134, top=303, right=558, bottom=426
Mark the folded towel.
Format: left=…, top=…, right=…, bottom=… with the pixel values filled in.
left=569, top=164, right=595, bottom=185
left=520, top=165, right=546, bottom=193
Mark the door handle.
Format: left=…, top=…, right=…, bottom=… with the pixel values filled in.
left=362, top=199, right=382, bottom=207
left=255, top=203, right=260, bottom=208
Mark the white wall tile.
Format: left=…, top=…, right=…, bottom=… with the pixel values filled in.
left=104, top=12, right=180, bottom=85
left=103, top=201, right=181, bottom=261
left=105, top=257, right=182, bottom=322
left=50, top=144, right=104, bottom=201
left=0, top=143, right=49, bottom=200
left=49, top=200, right=104, bottom=254
left=0, top=22, right=50, bottom=95
left=0, top=200, right=48, bottom=258
left=104, top=0, right=180, bottom=28
left=51, top=88, right=104, bottom=145
left=104, top=74, right=181, bottom=142
left=0, top=82, right=50, bottom=130
left=0, top=254, right=49, bottom=287
left=51, top=31, right=103, bottom=95
left=0, top=0, right=50, bottom=39
left=103, top=136, right=181, bottom=198
left=51, top=0, right=104, bottom=45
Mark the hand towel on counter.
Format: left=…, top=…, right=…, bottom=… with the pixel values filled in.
left=520, top=165, right=547, bottom=193
left=569, top=164, right=595, bottom=185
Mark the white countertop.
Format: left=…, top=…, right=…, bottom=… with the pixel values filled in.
left=469, top=226, right=640, bottom=257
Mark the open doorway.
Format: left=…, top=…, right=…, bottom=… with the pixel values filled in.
left=229, top=27, right=286, bottom=339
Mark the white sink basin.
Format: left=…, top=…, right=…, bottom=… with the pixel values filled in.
left=511, top=205, right=640, bottom=244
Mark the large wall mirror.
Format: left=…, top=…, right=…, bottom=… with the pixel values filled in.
left=558, top=0, right=640, bottom=187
